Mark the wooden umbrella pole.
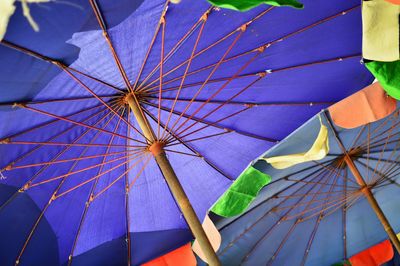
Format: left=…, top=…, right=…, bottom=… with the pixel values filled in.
left=324, top=111, right=400, bottom=253
left=125, top=93, right=221, bottom=266
left=343, top=156, right=400, bottom=254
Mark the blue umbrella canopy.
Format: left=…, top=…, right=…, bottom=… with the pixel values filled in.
left=211, top=103, right=400, bottom=266
left=0, top=0, right=372, bottom=265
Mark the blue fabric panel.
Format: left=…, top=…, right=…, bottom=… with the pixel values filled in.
left=69, top=229, right=192, bottom=266
left=212, top=107, right=400, bottom=265
left=0, top=186, right=59, bottom=266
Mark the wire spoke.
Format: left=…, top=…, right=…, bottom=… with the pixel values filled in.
left=141, top=5, right=360, bottom=93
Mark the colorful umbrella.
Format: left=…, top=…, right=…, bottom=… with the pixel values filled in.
left=0, top=0, right=372, bottom=265
left=209, top=84, right=400, bottom=265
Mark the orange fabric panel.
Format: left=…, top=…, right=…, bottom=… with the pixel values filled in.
left=349, top=240, right=394, bottom=266
left=385, top=0, right=400, bottom=4
left=142, top=243, right=197, bottom=266
left=328, top=82, right=396, bottom=129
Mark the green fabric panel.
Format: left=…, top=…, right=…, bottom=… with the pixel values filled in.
left=331, top=261, right=351, bottom=266
left=206, top=0, right=303, bottom=11
left=365, top=60, right=400, bottom=100
left=211, top=166, right=271, bottom=217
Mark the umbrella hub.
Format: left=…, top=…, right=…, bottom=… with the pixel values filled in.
left=149, top=141, right=166, bottom=156
left=333, top=147, right=365, bottom=168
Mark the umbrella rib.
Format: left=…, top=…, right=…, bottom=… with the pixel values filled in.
left=168, top=104, right=275, bottom=144
left=30, top=105, right=124, bottom=193
left=164, top=149, right=201, bottom=158
left=140, top=5, right=360, bottom=93
left=136, top=7, right=211, bottom=91
left=167, top=131, right=233, bottom=146
left=142, top=54, right=361, bottom=96
left=356, top=160, right=400, bottom=188
left=0, top=103, right=104, bottom=142
left=29, top=151, right=141, bottom=189
left=300, top=192, right=362, bottom=223
left=88, top=0, right=134, bottom=93
left=356, top=156, right=400, bottom=165
left=157, top=15, right=166, bottom=139
left=169, top=106, right=256, bottom=144
left=62, top=67, right=150, bottom=142
left=126, top=154, right=152, bottom=192
left=1, top=104, right=108, bottom=170
left=16, top=104, right=144, bottom=144
left=8, top=149, right=141, bottom=171
left=375, top=152, right=400, bottom=185
left=367, top=119, right=396, bottom=184
left=342, top=170, right=348, bottom=260
left=3, top=141, right=141, bottom=149
left=285, top=178, right=357, bottom=189
left=348, top=125, right=367, bottom=152
left=141, top=72, right=256, bottom=94
left=275, top=189, right=350, bottom=199
left=91, top=155, right=148, bottom=199
left=301, top=170, right=350, bottom=266
left=144, top=96, right=334, bottom=107
left=357, top=111, right=400, bottom=149
left=0, top=95, right=117, bottom=107
left=13, top=105, right=123, bottom=265
left=124, top=107, right=132, bottom=266
left=57, top=151, right=145, bottom=200
left=300, top=214, right=323, bottom=266
left=66, top=108, right=130, bottom=264
left=132, top=1, right=169, bottom=90
left=240, top=170, right=330, bottom=263
left=1, top=39, right=146, bottom=139
left=274, top=168, right=351, bottom=242
left=88, top=0, right=158, bottom=142
left=159, top=14, right=208, bottom=141
left=162, top=29, right=246, bottom=139
left=299, top=192, right=363, bottom=266
left=311, top=160, right=359, bottom=187
left=0, top=105, right=122, bottom=214
left=366, top=124, right=372, bottom=182
left=141, top=106, right=234, bottom=180
left=267, top=221, right=299, bottom=265
left=143, top=100, right=277, bottom=143
left=170, top=55, right=263, bottom=139
left=268, top=167, right=348, bottom=265
left=137, top=6, right=274, bottom=92
left=217, top=163, right=334, bottom=256
left=275, top=166, right=346, bottom=215
left=0, top=40, right=123, bottom=93
left=324, top=110, right=400, bottom=253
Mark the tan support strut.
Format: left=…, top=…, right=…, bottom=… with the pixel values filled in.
left=344, top=156, right=400, bottom=254
left=125, top=93, right=221, bottom=265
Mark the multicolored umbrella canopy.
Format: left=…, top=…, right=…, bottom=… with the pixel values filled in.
left=0, top=0, right=372, bottom=265
left=210, top=87, right=400, bottom=266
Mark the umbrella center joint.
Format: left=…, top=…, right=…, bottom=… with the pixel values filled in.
left=148, top=141, right=166, bottom=156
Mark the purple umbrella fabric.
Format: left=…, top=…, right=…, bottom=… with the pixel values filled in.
left=0, top=0, right=372, bottom=265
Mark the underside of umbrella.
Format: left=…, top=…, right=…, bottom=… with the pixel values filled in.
left=212, top=97, right=400, bottom=265
left=0, top=0, right=373, bottom=265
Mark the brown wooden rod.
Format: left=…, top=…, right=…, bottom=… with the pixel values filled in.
left=344, top=156, right=400, bottom=253
left=125, top=93, right=221, bottom=265
left=324, top=111, right=400, bottom=254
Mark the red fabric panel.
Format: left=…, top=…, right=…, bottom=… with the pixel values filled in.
left=349, top=240, right=394, bottom=266
left=142, top=243, right=196, bottom=266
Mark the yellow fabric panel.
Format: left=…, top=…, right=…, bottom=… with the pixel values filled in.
left=362, top=0, right=400, bottom=61
left=263, top=117, right=329, bottom=169
left=0, top=0, right=16, bottom=40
